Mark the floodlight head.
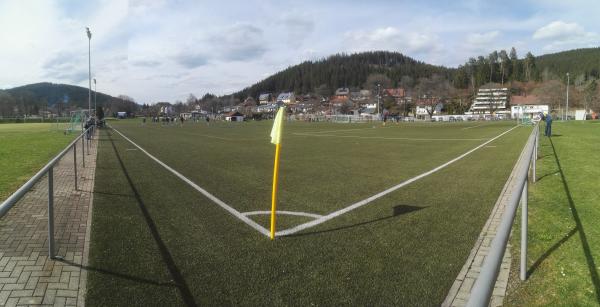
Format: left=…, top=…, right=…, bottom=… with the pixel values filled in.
left=86, top=27, right=92, bottom=39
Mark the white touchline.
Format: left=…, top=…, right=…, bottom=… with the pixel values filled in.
left=242, top=211, right=323, bottom=219
left=293, top=133, right=487, bottom=141
left=276, top=125, right=521, bottom=237
left=110, top=126, right=272, bottom=237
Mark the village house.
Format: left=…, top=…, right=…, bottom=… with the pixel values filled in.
left=259, top=93, right=273, bottom=105
left=277, top=92, right=295, bottom=104
left=415, top=96, right=443, bottom=119
left=510, top=95, right=548, bottom=120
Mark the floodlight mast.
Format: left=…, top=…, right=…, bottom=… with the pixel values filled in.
left=93, top=78, right=97, bottom=118
left=86, top=27, right=92, bottom=119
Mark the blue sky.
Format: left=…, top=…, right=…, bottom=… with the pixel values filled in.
left=0, top=0, right=598, bottom=103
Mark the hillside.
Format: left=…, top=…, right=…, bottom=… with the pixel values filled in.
left=535, top=47, right=600, bottom=80
left=234, top=51, right=454, bottom=99
left=6, top=82, right=114, bottom=107
left=234, top=48, right=600, bottom=99
left=0, top=82, right=137, bottom=117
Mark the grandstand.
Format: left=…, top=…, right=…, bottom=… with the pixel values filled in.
left=468, top=87, right=510, bottom=116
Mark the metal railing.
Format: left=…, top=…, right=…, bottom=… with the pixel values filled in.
left=0, top=124, right=96, bottom=259
left=466, top=123, right=539, bottom=306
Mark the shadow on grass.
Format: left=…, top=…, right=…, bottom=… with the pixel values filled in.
left=93, top=190, right=135, bottom=198
left=287, top=205, right=426, bottom=238
left=535, top=170, right=560, bottom=182
left=57, top=258, right=177, bottom=287
left=105, top=131, right=198, bottom=307
left=531, top=137, right=600, bottom=302
left=527, top=227, right=577, bottom=277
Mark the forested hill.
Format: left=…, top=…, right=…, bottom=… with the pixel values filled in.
left=234, top=48, right=600, bottom=99
left=6, top=82, right=115, bottom=107
left=452, top=47, right=600, bottom=90
left=234, top=51, right=453, bottom=99
left=535, top=48, right=600, bottom=80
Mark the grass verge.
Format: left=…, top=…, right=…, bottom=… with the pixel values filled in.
left=0, top=123, right=75, bottom=202
left=506, top=121, right=600, bottom=306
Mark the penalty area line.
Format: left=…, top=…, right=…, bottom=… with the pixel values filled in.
left=109, top=126, right=271, bottom=238
left=293, top=133, right=487, bottom=141
left=276, top=124, right=520, bottom=237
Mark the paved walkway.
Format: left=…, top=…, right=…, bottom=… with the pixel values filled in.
left=443, top=143, right=530, bottom=306
left=0, top=134, right=97, bottom=307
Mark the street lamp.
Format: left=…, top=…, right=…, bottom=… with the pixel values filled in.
left=566, top=72, right=570, bottom=121
left=86, top=27, right=92, bottom=119
left=93, top=78, right=97, bottom=118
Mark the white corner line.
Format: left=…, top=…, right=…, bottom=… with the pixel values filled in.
left=110, top=126, right=271, bottom=237
left=276, top=124, right=520, bottom=237
left=242, top=210, right=323, bottom=219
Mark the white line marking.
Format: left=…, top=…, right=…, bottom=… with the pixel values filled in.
left=242, top=210, right=323, bottom=219
left=300, top=127, right=378, bottom=134
left=109, top=126, right=271, bottom=237
left=293, top=133, right=486, bottom=141
left=462, top=124, right=486, bottom=130
left=276, top=125, right=520, bottom=236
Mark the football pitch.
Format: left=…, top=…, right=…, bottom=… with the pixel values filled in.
left=87, top=119, right=531, bottom=305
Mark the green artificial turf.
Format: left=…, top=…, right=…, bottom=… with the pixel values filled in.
left=0, top=123, right=75, bottom=202
left=87, top=120, right=530, bottom=306
left=506, top=121, right=600, bottom=306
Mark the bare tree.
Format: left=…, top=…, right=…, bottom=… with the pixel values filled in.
left=533, top=80, right=565, bottom=111
left=415, top=74, right=454, bottom=118
left=499, top=50, right=509, bottom=86
left=488, top=51, right=498, bottom=83
left=364, top=73, right=392, bottom=92
left=186, top=93, right=198, bottom=107
left=583, top=79, right=598, bottom=112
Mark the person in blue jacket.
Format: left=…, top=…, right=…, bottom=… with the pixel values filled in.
left=544, top=112, right=553, bottom=136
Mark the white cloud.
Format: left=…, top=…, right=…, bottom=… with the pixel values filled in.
left=533, top=21, right=584, bottom=40
left=280, top=14, right=315, bottom=48
left=466, top=31, right=500, bottom=46
left=344, top=27, right=441, bottom=56
left=533, top=21, right=600, bottom=51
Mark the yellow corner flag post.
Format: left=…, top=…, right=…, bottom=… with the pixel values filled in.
left=270, top=106, right=285, bottom=240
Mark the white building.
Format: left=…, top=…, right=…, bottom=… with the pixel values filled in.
left=510, top=95, right=548, bottom=120
left=259, top=93, right=272, bottom=105
left=469, top=88, right=509, bottom=114
left=256, top=104, right=278, bottom=113
left=277, top=92, right=295, bottom=104
left=416, top=104, right=443, bottom=117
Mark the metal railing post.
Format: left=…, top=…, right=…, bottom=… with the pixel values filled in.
left=532, top=128, right=537, bottom=183
left=48, top=167, right=55, bottom=259
left=520, top=179, right=528, bottom=280
left=82, top=136, right=85, bottom=167
left=73, top=144, right=78, bottom=190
